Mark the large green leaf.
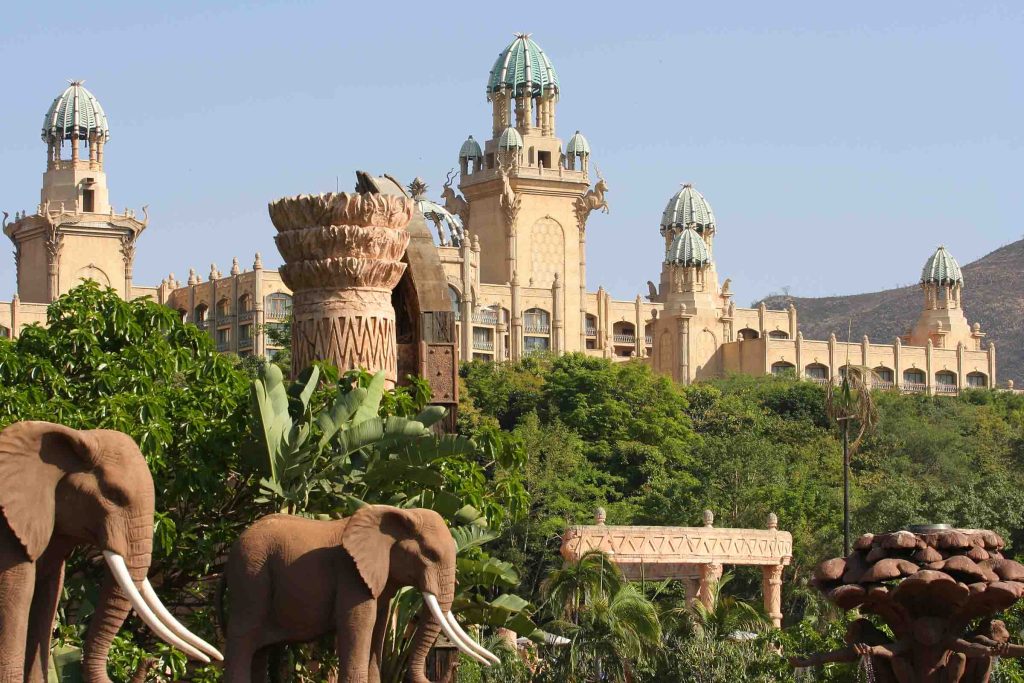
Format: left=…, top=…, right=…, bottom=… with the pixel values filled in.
left=352, top=371, right=386, bottom=425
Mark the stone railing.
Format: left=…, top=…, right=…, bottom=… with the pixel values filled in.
left=613, top=334, right=636, bottom=344
left=473, top=339, right=495, bottom=351
left=935, top=383, right=959, bottom=395
left=585, top=326, right=597, bottom=337
left=902, top=382, right=927, bottom=393
left=525, top=322, right=551, bottom=334
left=473, top=310, right=499, bottom=325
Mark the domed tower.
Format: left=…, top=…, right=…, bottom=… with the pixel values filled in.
left=458, top=34, right=603, bottom=359
left=907, top=245, right=984, bottom=349
left=3, top=81, right=146, bottom=303
left=651, top=184, right=727, bottom=384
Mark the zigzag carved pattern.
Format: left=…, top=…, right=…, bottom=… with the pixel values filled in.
left=562, top=527, right=793, bottom=567
left=292, top=315, right=396, bottom=379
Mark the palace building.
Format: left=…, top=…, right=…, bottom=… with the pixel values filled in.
left=0, top=36, right=998, bottom=394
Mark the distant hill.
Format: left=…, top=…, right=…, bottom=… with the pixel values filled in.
left=759, top=238, right=1024, bottom=385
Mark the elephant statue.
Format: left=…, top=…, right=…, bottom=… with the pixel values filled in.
left=0, top=421, right=222, bottom=683
left=221, top=505, right=499, bottom=683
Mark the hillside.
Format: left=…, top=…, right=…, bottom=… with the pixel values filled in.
left=759, top=238, right=1024, bottom=385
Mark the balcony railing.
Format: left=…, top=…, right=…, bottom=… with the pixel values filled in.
left=473, top=339, right=495, bottom=351
left=196, top=320, right=209, bottom=331
left=935, top=383, right=959, bottom=395
left=585, top=326, right=597, bottom=337
left=238, top=311, right=255, bottom=323
left=217, top=340, right=231, bottom=352
left=525, top=322, right=550, bottom=334
left=902, top=382, right=927, bottom=393
left=613, top=334, right=636, bottom=344
left=265, top=308, right=291, bottom=321
left=871, top=380, right=895, bottom=390
left=645, top=336, right=653, bottom=345
left=807, top=377, right=830, bottom=386
left=473, top=311, right=499, bottom=325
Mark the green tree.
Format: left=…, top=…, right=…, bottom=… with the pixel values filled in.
left=0, top=281, right=255, bottom=680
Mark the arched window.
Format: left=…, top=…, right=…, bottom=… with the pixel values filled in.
left=612, top=321, right=636, bottom=345
left=805, top=363, right=829, bottom=382
left=903, top=368, right=926, bottom=389
left=217, top=297, right=231, bottom=317
left=966, top=372, right=987, bottom=388
left=176, top=308, right=187, bottom=322
left=644, top=323, right=654, bottom=346
left=771, top=361, right=796, bottom=377
left=738, top=328, right=759, bottom=341
left=768, top=330, right=789, bottom=340
left=585, top=314, right=598, bottom=337
left=265, top=293, right=292, bottom=320
left=448, top=286, right=461, bottom=321
left=524, top=308, right=550, bottom=334
left=238, top=293, right=252, bottom=314
left=194, top=303, right=209, bottom=324
left=873, top=366, right=895, bottom=388
left=0, top=324, right=9, bottom=339
left=935, top=371, right=958, bottom=393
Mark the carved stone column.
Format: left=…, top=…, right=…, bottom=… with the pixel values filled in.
left=762, top=564, right=784, bottom=628
left=269, top=192, right=412, bottom=385
left=698, top=561, right=723, bottom=611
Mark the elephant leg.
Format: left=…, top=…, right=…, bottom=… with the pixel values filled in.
left=335, top=593, right=377, bottom=683
left=368, top=587, right=396, bottom=683
left=0, top=543, right=35, bottom=683
left=25, top=542, right=70, bottom=683
left=250, top=645, right=271, bottom=683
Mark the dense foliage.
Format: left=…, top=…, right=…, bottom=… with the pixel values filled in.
left=460, top=353, right=1024, bottom=681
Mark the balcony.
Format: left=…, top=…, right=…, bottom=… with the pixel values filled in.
left=265, top=308, right=291, bottom=322
left=871, top=380, right=895, bottom=390
left=645, top=336, right=653, bottom=345
left=238, top=311, right=255, bottom=324
left=196, top=320, right=209, bottom=331
left=473, top=339, right=495, bottom=351
left=935, top=383, right=959, bottom=395
left=902, top=382, right=927, bottom=394
left=585, top=326, right=597, bottom=337
left=613, top=334, right=636, bottom=345
left=217, top=340, right=232, bottom=352
left=473, top=310, right=499, bottom=325
left=524, top=322, right=550, bottom=334
left=807, top=377, right=830, bottom=386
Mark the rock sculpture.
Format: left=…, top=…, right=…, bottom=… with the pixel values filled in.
left=441, top=169, right=470, bottom=229
left=268, top=191, right=413, bottom=384
left=0, top=421, right=221, bottom=682
left=221, top=505, right=499, bottom=683
left=797, top=526, right=1024, bottom=682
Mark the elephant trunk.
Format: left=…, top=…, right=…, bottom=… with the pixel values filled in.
left=81, top=571, right=133, bottom=683
left=81, top=534, right=152, bottom=683
left=406, top=601, right=445, bottom=683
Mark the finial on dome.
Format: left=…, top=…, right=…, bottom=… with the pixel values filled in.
left=231, top=257, right=240, bottom=276
left=253, top=252, right=263, bottom=270
left=187, top=268, right=198, bottom=286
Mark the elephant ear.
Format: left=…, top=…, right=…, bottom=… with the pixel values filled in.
left=0, top=421, right=99, bottom=561
left=341, top=505, right=417, bottom=599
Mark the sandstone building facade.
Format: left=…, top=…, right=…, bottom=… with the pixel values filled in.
left=0, top=39, right=999, bottom=394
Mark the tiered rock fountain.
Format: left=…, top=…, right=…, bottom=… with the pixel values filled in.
left=794, top=525, right=1024, bottom=682
left=268, top=192, right=413, bottom=383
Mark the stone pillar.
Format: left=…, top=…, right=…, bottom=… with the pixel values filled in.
left=579, top=231, right=587, bottom=350
left=253, top=253, right=265, bottom=357
left=684, top=578, right=701, bottom=607
left=862, top=335, right=870, bottom=369
left=795, top=332, right=803, bottom=380
left=828, top=333, right=837, bottom=383
left=495, top=308, right=507, bottom=363
left=762, top=564, right=784, bottom=628
left=269, top=192, right=412, bottom=385
left=698, top=562, right=723, bottom=611
left=677, top=309, right=690, bottom=384
left=988, top=342, right=997, bottom=387
left=510, top=271, right=522, bottom=361
left=957, top=342, right=966, bottom=392
left=788, top=304, right=797, bottom=338
left=926, top=339, right=934, bottom=396
left=10, top=294, right=19, bottom=338
left=552, top=273, right=563, bottom=354
left=894, top=337, right=902, bottom=389
left=634, top=295, right=644, bottom=358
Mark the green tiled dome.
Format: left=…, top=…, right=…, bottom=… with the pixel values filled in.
left=565, top=130, right=590, bottom=157
left=42, top=81, right=109, bottom=144
left=665, top=227, right=711, bottom=267
left=487, top=33, right=559, bottom=98
left=921, top=245, right=964, bottom=284
left=661, top=183, right=716, bottom=235
left=459, top=135, right=483, bottom=159
left=497, top=126, right=524, bottom=150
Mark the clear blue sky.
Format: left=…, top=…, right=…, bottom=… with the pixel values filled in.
left=1, top=1, right=1021, bottom=306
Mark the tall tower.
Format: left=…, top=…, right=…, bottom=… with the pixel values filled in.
left=3, top=81, right=146, bottom=303
left=458, top=34, right=596, bottom=353
left=651, top=184, right=728, bottom=383
left=907, top=245, right=985, bottom=350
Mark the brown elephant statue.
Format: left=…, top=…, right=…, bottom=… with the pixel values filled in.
left=0, top=421, right=222, bottom=683
left=221, top=505, right=499, bottom=683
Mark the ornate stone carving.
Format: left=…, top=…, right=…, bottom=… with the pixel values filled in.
left=574, top=167, right=609, bottom=231
left=269, top=191, right=412, bottom=384
left=119, top=233, right=137, bottom=268
left=495, top=158, right=521, bottom=228
left=441, top=169, right=469, bottom=229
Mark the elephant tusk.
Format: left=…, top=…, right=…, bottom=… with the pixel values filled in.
left=423, top=592, right=489, bottom=666
left=544, top=633, right=571, bottom=646
left=103, top=552, right=211, bottom=663
left=140, top=579, right=224, bottom=661
left=446, top=612, right=501, bottom=665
